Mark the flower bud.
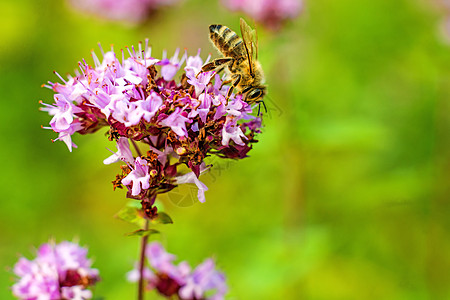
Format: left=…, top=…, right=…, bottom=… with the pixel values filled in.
left=176, top=147, right=187, bottom=156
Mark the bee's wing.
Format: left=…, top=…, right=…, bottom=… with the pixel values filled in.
left=240, top=18, right=258, bottom=75
left=254, top=26, right=259, bottom=61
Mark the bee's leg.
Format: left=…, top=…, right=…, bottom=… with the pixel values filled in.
left=199, top=62, right=217, bottom=73
left=197, top=58, right=234, bottom=77
left=216, top=66, right=226, bottom=75
left=220, top=79, right=232, bottom=89
left=212, top=58, right=234, bottom=69
left=226, top=74, right=241, bottom=103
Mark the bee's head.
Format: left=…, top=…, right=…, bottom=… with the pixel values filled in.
left=245, top=86, right=266, bottom=104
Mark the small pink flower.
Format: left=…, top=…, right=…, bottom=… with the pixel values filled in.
left=159, top=107, right=191, bottom=137
left=126, top=266, right=156, bottom=289
left=122, top=157, right=151, bottom=196
left=179, top=259, right=227, bottom=300
left=45, top=94, right=83, bottom=132
left=225, top=95, right=251, bottom=118
left=128, top=91, right=163, bottom=124
left=189, top=93, right=213, bottom=123
left=187, top=71, right=215, bottom=97
left=61, top=286, right=93, bottom=300
left=184, top=49, right=210, bottom=79
left=111, top=98, right=140, bottom=127
left=104, top=137, right=134, bottom=165
left=174, top=164, right=209, bottom=203
left=12, top=241, right=99, bottom=300
left=127, top=242, right=227, bottom=299
left=50, top=122, right=83, bottom=152
left=222, top=117, right=247, bottom=146
left=159, top=49, right=187, bottom=81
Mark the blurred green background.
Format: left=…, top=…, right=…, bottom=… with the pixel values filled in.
left=1, top=0, right=449, bottom=299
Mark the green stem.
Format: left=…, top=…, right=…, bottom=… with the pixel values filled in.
left=137, top=220, right=149, bottom=300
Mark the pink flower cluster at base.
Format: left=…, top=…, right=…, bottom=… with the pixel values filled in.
left=12, top=241, right=99, bottom=300
left=127, top=242, right=227, bottom=300
left=222, top=0, right=303, bottom=30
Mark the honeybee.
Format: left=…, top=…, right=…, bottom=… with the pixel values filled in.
left=201, top=18, right=266, bottom=108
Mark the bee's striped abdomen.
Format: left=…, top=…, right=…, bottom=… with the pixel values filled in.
left=209, top=24, right=244, bottom=59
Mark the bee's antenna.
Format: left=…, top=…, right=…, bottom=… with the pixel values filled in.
left=257, top=100, right=267, bottom=116
left=263, top=95, right=283, bottom=118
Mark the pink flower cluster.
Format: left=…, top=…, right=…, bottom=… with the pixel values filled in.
left=41, top=41, right=262, bottom=207
left=128, top=242, right=227, bottom=299
left=222, top=0, right=303, bottom=30
left=12, top=241, right=99, bottom=300
left=68, top=0, right=182, bottom=24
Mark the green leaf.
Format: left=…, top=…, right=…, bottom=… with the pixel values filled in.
left=153, top=212, right=174, bottom=224
left=115, top=205, right=144, bottom=227
left=126, top=229, right=160, bottom=237
left=127, top=200, right=142, bottom=209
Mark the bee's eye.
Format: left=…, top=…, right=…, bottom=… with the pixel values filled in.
left=247, top=89, right=263, bottom=100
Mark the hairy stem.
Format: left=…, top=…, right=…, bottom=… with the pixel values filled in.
left=138, top=220, right=149, bottom=300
